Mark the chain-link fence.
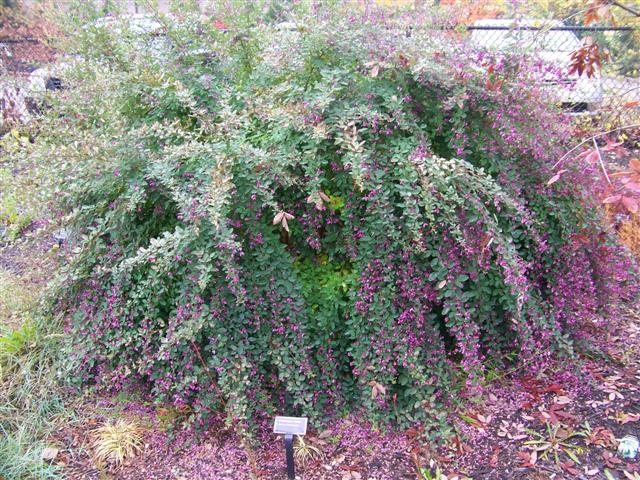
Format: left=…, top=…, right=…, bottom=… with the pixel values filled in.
left=2, top=10, right=639, bottom=129
left=462, top=23, right=640, bottom=126
left=0, top=34, right=56, bottom=131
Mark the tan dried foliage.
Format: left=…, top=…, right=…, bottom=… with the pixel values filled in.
left=619, top=213, right=640, bottom=257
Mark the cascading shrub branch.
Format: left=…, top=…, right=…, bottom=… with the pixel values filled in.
left=40, top=11, right=637, bottom=437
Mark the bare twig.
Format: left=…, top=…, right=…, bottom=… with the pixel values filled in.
left=553, top=123, right=640, bottom=170
left=611, top=1, right=640, bottom=17
left=190, top=339, right=226, bottom=408
left=593, top=137, right=612, bottom=184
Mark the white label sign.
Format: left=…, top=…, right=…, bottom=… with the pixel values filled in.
left=273, top=416, right=308, bottom=435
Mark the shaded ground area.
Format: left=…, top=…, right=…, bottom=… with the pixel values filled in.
left=439, top=307, right=640, bottom=480
left=33, top=303, right=637, bottom=480
left=52, top=394, right=417, bottom=479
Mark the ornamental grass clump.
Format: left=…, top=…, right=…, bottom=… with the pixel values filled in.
left=27, top=8, right=637, bottom=437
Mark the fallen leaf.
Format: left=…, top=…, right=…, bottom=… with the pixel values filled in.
left=545, top=383, right=565, bottom=394
left=318, top=429, right=334, bottom=439
left=555, top=395, right=572, bottom=405
left=603, top=450, right=623, bottom=468
left=560, top=459, right=579, bottom=476
left=489, top=446, right=500, bottom=467
left=547, top=170, right=568, bottom=186
left=41, top=447, right=59, bottom=461
left=517, top=450, right=537, bottom=467
left=619, top=412, right=640, bottom=424
left=621, top=196, right=639, bottom=214
left=603, top=195, right=622, bottom=204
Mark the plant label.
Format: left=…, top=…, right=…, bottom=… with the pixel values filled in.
left=273, top=416, right=308, bottom=436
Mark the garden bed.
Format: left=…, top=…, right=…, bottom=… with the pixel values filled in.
left=45, top=307, right=639, bottom=479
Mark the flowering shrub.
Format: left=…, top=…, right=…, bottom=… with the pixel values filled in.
left=30, top=10, right=637, bottom=437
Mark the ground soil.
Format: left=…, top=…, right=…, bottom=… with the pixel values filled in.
left=43, top=305, right=638, bottom=480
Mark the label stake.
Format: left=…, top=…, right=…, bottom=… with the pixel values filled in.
left=284, top=433, right=295, bottom=479
left=273, top=416, right=308, bottom=480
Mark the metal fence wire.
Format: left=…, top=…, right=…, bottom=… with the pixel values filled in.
left=1, top=20, right=639, bottom=128
left=462, top=24, right=640, bottom=126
